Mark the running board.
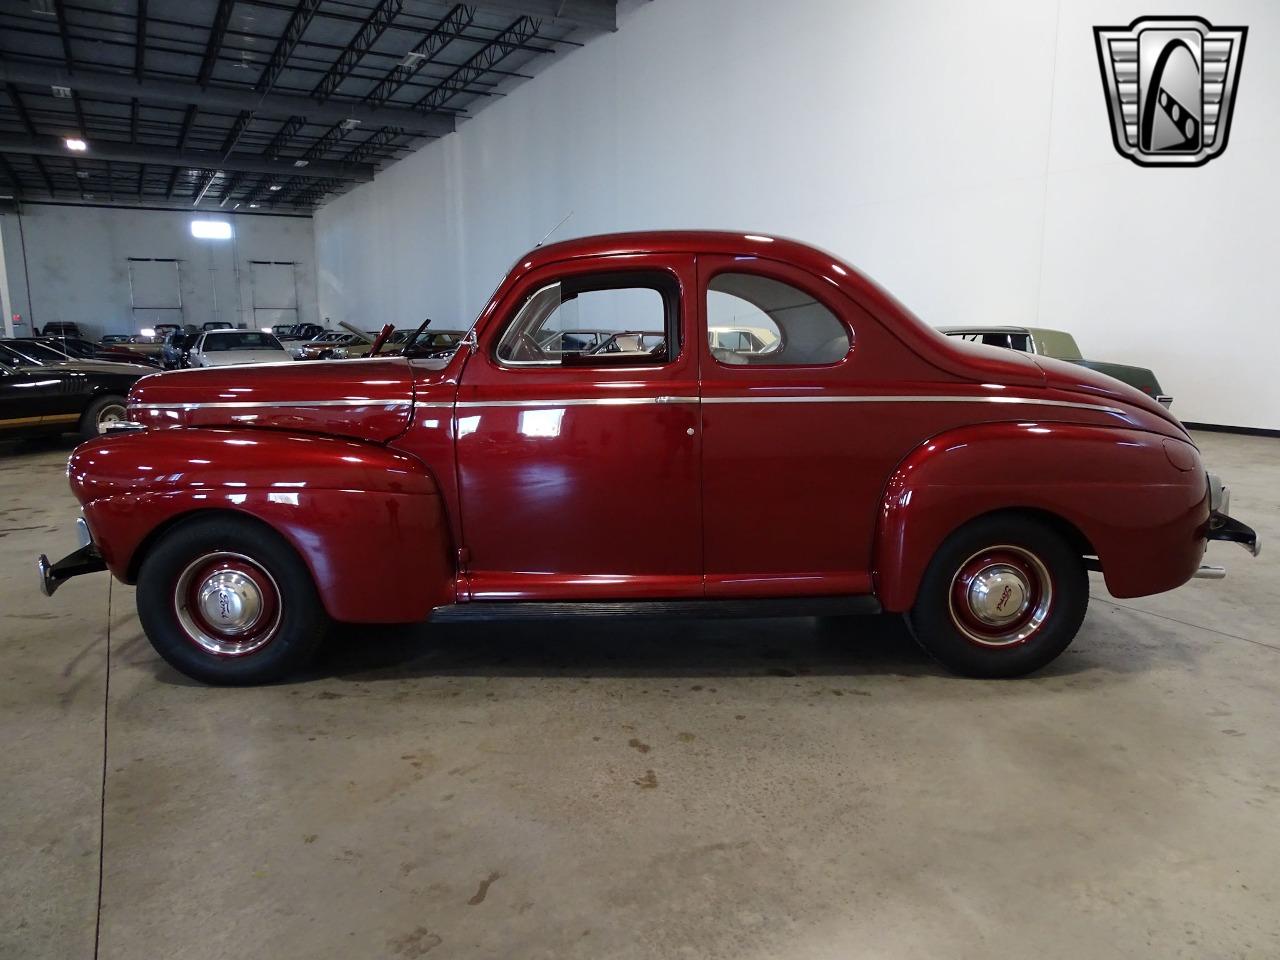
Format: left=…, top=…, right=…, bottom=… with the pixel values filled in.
left=429, top=595, right=882, bottom=623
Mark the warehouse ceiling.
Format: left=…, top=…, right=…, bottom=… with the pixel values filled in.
left=0, top=0, right=615, bottom=212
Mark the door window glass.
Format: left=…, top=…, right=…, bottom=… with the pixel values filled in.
left=497, top=274, right=674, bottom=366
left=706, top=273, right=849, bottom=366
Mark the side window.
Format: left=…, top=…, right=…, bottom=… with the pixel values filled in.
left=706, top=273, right=850, bottom=366
left=496, top=273, right=676, bottom=366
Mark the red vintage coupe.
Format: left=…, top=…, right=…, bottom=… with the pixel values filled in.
left=38, top=232, right=1258, bottom=684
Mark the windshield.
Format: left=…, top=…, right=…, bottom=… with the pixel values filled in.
left=203, top=332, right=283, bottom=352
left=5, top=340, right=71, bottom=364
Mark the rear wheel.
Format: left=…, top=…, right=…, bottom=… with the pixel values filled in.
left=906, top=514, right=1088, bottom=678
left=136, top=516, right=328, bottom=684
left=79, top=394, right=128, bottom=440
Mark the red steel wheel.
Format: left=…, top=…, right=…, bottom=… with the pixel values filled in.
left=946, top=545, right=1054, bottom=648
left=173, top=552, right=283, bottom=657
left=907, top=515, right=1088, bottom=678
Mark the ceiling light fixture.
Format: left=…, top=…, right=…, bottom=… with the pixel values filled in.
left=268, top=184, right=282, bottom=191
left=293, top=159, right=309, bottom=168
left=65, top=137, right=87, bottom=151
left=340, top=118, right=361, bottom=130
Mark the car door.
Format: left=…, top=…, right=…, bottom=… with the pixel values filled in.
left=697, top=255, right=877, bottom=598
left=0, top=362, right=67, bottom=434
left=453, top=254, right=702, bottom=601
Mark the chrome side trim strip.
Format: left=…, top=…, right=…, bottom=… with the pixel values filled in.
left=134, top=398, right=412, bottom=411
left=447, top=395, right=1128, bottom=415
left=453, top=396, right=695, bottom=409
left=700, top=395, right=1127, bottom=415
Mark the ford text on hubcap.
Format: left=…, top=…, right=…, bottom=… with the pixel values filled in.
left=948, top=546, right=1054, bottom=647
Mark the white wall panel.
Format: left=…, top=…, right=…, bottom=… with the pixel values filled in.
left=315, top=0, right=1278, bottom=429
left=1, top=205, right=317, bottom=339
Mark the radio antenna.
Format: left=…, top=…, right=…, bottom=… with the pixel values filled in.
left=536, top=210, right=573, bottom=247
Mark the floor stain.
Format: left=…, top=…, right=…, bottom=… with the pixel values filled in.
left=627, top=737, right=651, bottom=754
left=634, top=769, right=658, bottom=789
left=467, top=871, right=502, bottom=906
left=388, top=926, right=442, bottom=957
left=676, top=732, right=696, bottom=743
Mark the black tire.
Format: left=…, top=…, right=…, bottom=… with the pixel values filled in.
left=136, top=516, right=329, bottom=685
left=78, top=394, right=128, bottom=441
left=906, top=514, right=1088, bottom=678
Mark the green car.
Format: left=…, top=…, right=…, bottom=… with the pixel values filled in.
left=937, top=326, right=1172, bottom=408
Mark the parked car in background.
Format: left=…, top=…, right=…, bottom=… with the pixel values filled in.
left=202, top=321, right=234, bottom=332
left=160, top=329, right=199, bottom=369
left=937, top=326, right=1172, bottom=407
left=292, top=331, right=361, bottom=360
left=37, top=231, right=1255, bottom=685
left=1, top=344, right=152, bottom=441
left=288, top=322, right=324, bottom=342
left=38, top=321, right=83, bottom=338
left=35, top=335, right=164, bottom=368
left=188, top=329, right=291, bottom=367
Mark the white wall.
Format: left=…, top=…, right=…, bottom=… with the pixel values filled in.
left=316, top=0, right=1280, bottom=430
left=1, top=204, right=318, bottom=339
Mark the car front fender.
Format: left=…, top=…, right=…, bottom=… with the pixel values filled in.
left=68, top=427, right=455, bottom=622
left=873, top=421, right=1209, bottom=611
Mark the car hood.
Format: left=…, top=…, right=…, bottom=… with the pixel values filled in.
left=200, top=351, right=292, bottom=366
left=28, top=359, right=155, bottom=376
left=127, top=357, right=416, bottom=443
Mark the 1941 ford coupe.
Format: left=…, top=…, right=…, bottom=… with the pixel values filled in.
left=38, top=232, right=1258, bottom=684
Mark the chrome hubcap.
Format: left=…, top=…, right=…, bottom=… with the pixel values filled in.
left=196, top=570, right=264, bottom=635
left=966, top=564, right=1031, bottom=625
left=174, top=552, right=282, bottom=657
left=96, top=404, right=126, bottom=433
left=948, top=545, right=1054, bottom=648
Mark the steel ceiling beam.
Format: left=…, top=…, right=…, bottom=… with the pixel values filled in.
left=312, top=0, right=402, bottom=102
left=256, top=0, right=322, bottom=95
left=0, top=134, right=376, bottom=180
left=0, top=61, right=456, bottom=137
left=363, top=3, right=473, bottom=109
left=469, top=0, right=614, bottom=30
left=134, top=0, right=148, bottom=79
left=198, top=0, right=237, bottom=87
left=416, top=15, right=539, bottom=113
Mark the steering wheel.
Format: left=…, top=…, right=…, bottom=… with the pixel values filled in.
left=516, top=332, right=549, bottom=362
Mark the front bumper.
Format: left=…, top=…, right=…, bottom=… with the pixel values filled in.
left=1195, top=473, right=1260, bottom=581
left=37, top=517, right=107, bottom=597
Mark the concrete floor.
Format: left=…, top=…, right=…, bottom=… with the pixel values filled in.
left=3, top=431, right=1278, bottom=960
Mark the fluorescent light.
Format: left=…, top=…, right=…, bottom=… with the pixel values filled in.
left=340, top=118, right=361, bottom=130
left=248, top=203, right=259, bottom=208
left=191, top=219, right=232, bottom=240
left=293, top=159, right=309, bottom=168
left=268, top=184, right=282, bottom=191
left=65, top=137, right=87, bottom=151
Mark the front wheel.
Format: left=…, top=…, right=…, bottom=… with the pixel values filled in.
left=79, top=394, right=128, bottom=440
left=906, top=514, right=1088, bottom=678
left=136, top=516, right=329, bottom=684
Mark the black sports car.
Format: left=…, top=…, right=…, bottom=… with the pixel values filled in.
left=0, top=342, right=154, bottom=442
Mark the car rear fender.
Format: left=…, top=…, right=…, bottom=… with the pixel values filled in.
left=70, top=427, right=455, bottom=622
left=873, top=421, right=1209, bottom=610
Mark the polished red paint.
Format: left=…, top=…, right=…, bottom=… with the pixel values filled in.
left=128, top=358, right=415, bottom=443
left=68, top=428, right=453, bottom=622
left=65, top=231, right=1210, bottom=622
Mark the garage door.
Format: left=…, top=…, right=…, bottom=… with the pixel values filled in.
left=127, top=258, right=184, bottom=329
left=250, top=261, right=298, bottom=329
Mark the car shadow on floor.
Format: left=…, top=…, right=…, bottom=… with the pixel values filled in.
left=299, top=612, right=1129, bottom=684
